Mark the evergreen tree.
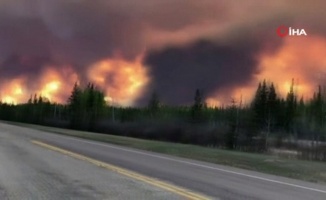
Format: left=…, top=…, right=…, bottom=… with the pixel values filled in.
left=70, top=83, right=105, bottom=130
left=266, top=83, right=278, bottom=131
left=33, top=94, right=38, bottom=104
left=251, top=80, right=268, bottom=130
left=148, top=91, right=160, bottom=117
left=267, top=83, right=277, bottom=110
left=311, top=85, right=324, bottom=128
left=191, top=89, right=204, bottom=122
left=265, top=82, right=278, bottom=147
left=225, top=98, right=237, bottom=149
left=285, top=79, right=297, bottom=133
left=87, top=84, right=105, bottom=130
left=68, top=82, right=83, bottom=129
left=297, top=96, right=305, bottom=118
left=28, top=95, right=32, bottom=104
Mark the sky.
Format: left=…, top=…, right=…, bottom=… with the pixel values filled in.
left=0, top=0, right=326, bottom=106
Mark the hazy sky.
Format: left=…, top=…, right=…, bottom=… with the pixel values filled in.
left=1, top=0, right=326, bottom=105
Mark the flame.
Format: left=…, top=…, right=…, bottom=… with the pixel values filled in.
left=208, top=36, right=326, bottom=105
left=88, top=56, right=150, bottom=106
left=0, top=65, right=78, bottom=104
left=36, top=68, right=65, bottom=102
left=0, top=55, right=148, bottom=105
left=0, top=78, right=26, bottom=104
left=257, top=36, right=326, bottom=98
left=3, top=36, right=325, bottom=106
left=206, top=98, right=222, bottom=107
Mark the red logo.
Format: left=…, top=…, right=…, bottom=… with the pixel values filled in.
left=276, top=26, right=289, bottom=37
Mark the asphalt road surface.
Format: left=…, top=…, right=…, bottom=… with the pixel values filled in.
left=1, top=122, right=326, bottom=200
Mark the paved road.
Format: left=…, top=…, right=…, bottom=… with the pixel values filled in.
left=0, top=123, right=182, bottom=200
left=1, top=123, right=326, bottom=200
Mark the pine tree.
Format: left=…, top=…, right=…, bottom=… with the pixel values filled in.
left=28, top=95, right=32, bottom=104
left=225, top=98, right=237, bottom=149
left=33, top=94, right=38, bottom=104
left=266, top=82, right=278, bottom=146
left=88, top=84, right=105, bottom=130
left=252, top=80, right=268, bottom=130
left=191, top=89, right=204, bottom=122
left=68, top=82, right=83, bottom=129
left=285, top=79, right=297, bottom=133
left=148, top=91, right=160, bottom=117
left=267, top=83, right=277, bottom=110
left=298, top=96, right=305, bottom=118
left=312, top=85, right=324, bottom=128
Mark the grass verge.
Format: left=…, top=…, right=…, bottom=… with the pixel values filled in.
left=5, top=121, right=326, bottom=184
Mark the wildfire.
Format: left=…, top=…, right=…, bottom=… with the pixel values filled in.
left=36, top=68, right=66, bottom=102
left=207, top=35, right=326, bottom=105
left=88, top=56, right=150, bottom=106
left=0, top=65, right=78, bottom=104
left=257, top=36, right=326, bottom=98
left=0, top=78, right=26, bottom=104
left=0, top=54, right=148, bottom=105
left=206, top=98, right=222, bottom=107
left=2, top=36, right=325, bottom=106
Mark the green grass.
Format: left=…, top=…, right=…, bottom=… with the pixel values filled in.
left=6, top=121, right=326, bottom=184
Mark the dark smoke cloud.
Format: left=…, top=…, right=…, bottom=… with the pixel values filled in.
left=140, top=40, right=260, bottom=105
left=0, top=55, right=50, bottom=79
left=1, top=0, right=326, bottom=104
left=138, top=16, right=288, bottom=105
left=0, top=0, right=227, bottom=65
left=0, top=0, right=226, bottom=82
left=0, top=0, right=144, bottom=67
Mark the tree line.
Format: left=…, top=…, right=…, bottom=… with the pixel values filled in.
left=0, top=80, right=325, bottom=160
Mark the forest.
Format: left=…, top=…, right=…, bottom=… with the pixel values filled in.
left=1, top=80, right=325, bottom=161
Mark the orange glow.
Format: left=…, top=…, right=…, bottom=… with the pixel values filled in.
left=36, top=68, right=64, bottom=102
left=0, top=78, right=26, bottom=104
left=0, top=65, right=78, bottom=104
left=1, top=56, right=148, bottom=105
left=207, top=84, right=255, bottom=107
left=88, top=56, right=150, bottom=106
left=2, top=36, right=326, bottom=106
left=257, top=36, right=326, bottom=98
left=207, top=36, right=326, bottom=105
left=206, top=98, right=222, bottom=108
left=3, top=96, right=15, bottom=104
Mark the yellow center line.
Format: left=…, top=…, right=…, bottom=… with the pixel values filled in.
left=31, top=140, right=211, bottom=200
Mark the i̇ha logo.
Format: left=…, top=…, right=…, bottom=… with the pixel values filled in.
left=276, top=25, right=307, bottom=37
